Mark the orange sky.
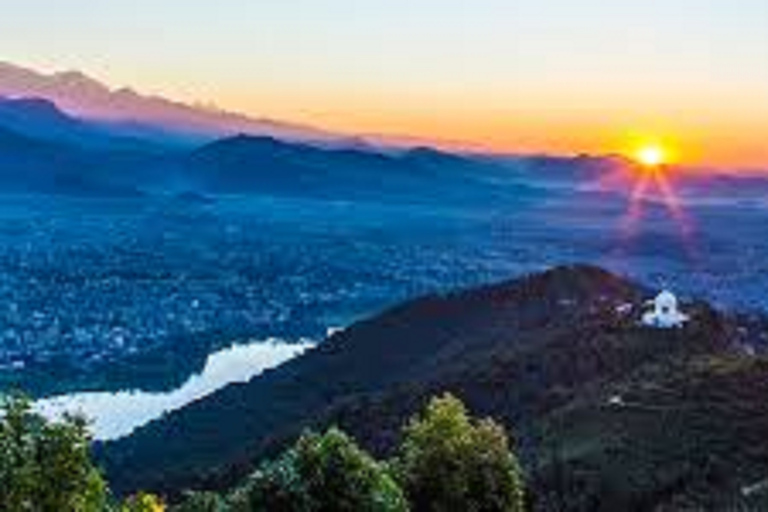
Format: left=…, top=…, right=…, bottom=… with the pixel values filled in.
left=4, top=1, right=768, bottom=170
left=217, top=83, right=768, bottom=169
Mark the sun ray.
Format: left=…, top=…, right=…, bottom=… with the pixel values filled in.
left=615, top=170, right=651, bottom=247
left=612, top=139, right=698, bottom=261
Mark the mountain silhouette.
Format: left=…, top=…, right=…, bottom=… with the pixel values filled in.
left=0, top=61, right=341, bottom=144
left=181, top=134, right=528, bottom=202
left=0, top=106, right=533, bottom=202
left=0, top=122, right=146, bottom=196
left=0, top=96, right=155, bottom=150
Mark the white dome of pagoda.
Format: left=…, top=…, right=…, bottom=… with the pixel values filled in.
left=642, top=290, right=689, bottom=329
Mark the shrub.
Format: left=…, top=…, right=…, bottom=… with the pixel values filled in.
left=172, top=491, right=227, bottom=512
left=120, top=492, right=166, bottom=511
left=0, top=393, right=107, bottom=511
left=394, top=393, right=525, bottom=512
left=235, top=427, right=408, bottom=512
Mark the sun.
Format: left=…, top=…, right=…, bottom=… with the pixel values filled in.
left=636, top=145, right=667, bottom=168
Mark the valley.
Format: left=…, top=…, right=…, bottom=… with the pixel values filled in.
left=0, top=163, right=767, bottom=401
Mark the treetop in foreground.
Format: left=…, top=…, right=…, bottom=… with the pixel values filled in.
left=395, top=393, right=526, bottom=512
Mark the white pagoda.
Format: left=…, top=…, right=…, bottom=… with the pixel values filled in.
left=642, top=290, right=689, bottom=329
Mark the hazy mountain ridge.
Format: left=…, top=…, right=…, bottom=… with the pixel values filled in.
left=0, top=122, right=147, bottom=196
left=0, top=61, right=341, bottom=144
left=1, top=65, right=767, bottom=202
left=0, top=98, right=534, bottom=201
left=181, top=134, right=530, bottom=202
left=0, top=95, right=160, bottom=151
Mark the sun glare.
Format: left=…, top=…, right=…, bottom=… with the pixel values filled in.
left=615, top=137, right=695, bottom=261
left=636, top=145, right=666, bottom=168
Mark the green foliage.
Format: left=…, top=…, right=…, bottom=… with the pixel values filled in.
left=171, top=491, right=227, bottom=512
left=0, top=393, right=107, bottom=512
left=0, top=391, right=525, bottom=512
left=162, top=396, right=529, bottom=511
left=233, top=427, right=408, bottom=512
left=394, top=393, right=525, bottom=512
left=119, top=492, right=165, bottom=511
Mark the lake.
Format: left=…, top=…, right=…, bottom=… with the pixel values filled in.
left=34, top=339, right=314, bottom=440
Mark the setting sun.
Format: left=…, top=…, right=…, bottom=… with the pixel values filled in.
left=636, top=145, right=667, bottom=168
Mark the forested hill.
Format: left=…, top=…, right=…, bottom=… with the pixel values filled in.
left=100, top=265, right=768, bottom=510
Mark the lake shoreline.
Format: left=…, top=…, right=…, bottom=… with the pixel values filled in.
left=33, top=338, right=315, bottom=441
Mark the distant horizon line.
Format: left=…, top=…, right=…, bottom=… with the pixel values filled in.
left=1, top=60, right=767, bottom=175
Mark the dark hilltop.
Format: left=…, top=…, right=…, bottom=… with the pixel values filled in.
left=99, top=264, right=768, bottom=510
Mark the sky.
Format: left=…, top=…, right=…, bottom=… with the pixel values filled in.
left=2, top=0, right=768, bottom=168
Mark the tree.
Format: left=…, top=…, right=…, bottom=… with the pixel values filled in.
left=234, top=427, right=408, bottom=512
left=0, top=393, right=107, bottom=511
left=172, top=491, right=227, bottom=512
left=120, top=492, right=166, bottom=511
left=394, top=393, right=525, bottom=512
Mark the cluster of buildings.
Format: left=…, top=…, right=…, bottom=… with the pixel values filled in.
left=0, top=267, right=318, bottom=376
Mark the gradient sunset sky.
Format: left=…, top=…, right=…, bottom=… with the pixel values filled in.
left=3, top=1, right=768, bottom=168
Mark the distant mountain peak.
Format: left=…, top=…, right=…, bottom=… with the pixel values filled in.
left=0, top=60, right=34, bottom=74
left=114, top=87, right=140, bottom=98
left=52, top=69, right=102, bottom=86
left=0, top=62, right=343, bottom=143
